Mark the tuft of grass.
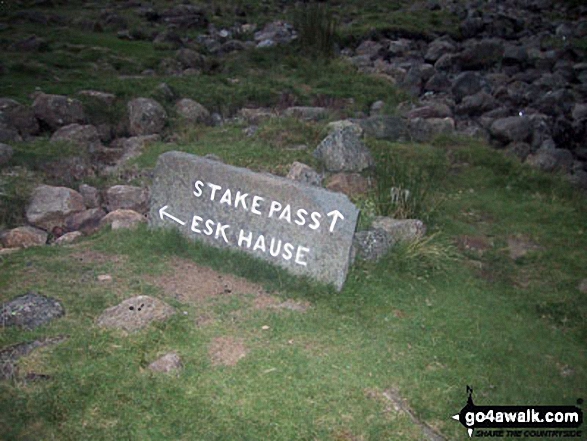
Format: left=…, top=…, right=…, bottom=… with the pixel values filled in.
left=293, top=1, right=338, bottom=60
left=371, top=149, right=447, bottom=221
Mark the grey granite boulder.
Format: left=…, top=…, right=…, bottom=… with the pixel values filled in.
left=105, top=185, right=149, bottom=214
left=1, top=292, right=64, bottom=330
left=50, top=123, right=101, bottom=149
left=490, top=117, right=533, bottom=143
left=357, top=115, right=408, bottom=141
left=26, top=185, right=85, bottom=231
left=314, top=127, right=374, bottom=172
left=32, top=93, right=85, bottom=130
left=175, top=98, right=210, bottom=125
left=127, top=98, right=167, bottom=136
left=97, top=295, right=175, bottom=332
left=0, top=226, right=47, bottom=248
left=286, top=161, right=323, bottom=187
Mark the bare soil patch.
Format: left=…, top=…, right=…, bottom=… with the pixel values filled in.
left=208, top=336, right=248, bottom=367
left=148, top=257, right=267, bottom=303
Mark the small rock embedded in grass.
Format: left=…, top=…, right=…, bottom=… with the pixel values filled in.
left=97, top=274, right=113, bottom=283
left=148, top=352, right=182, bottom=373
left=96, top=295, right=175, bottom=333
left=1, top=292, right=64, bottom=330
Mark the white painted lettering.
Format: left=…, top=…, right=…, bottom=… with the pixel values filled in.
left=309, top=211, right=322, bottom=230
left=219, top=188, right=232, bottom=205
left=253, top=234, right=266, bottom=252
left=251, top=195, right=264, bottom=215
left=295, top=208, right=308, bottom=226
left=326, top=210, right=344, bottom=232
left=278, top=204, right=292, bottom=223
left=269, top=238, right=282, bottom=257
left=191, top=215, right=203, bottom=233
left=208, top=183, right=221, bottom=201
left=203, top=219, right=214, bottom=236
left=234, top=191, right=249, bottom=210
left=215, top=223, right=230, bottom=243
left=295, top=246, right=310, bottom=266
left=268, top=200, right=282, bottom=218
left=193, top=180, right=204, bottom=197
left=238, top=229, right=252, bottom=248
left=282, top=243, right=294, bottom=261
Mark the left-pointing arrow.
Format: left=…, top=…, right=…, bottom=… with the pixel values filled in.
left=159, top=205, right=186, bottom=226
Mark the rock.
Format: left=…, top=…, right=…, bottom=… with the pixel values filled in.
left=525, top=148, right=574, bottom=173
left=176, top=48, right=205, bottom=69
left=456, top=92, right=498, bottom=116
left=326, top=173, right=370, bottom=198
left=53, top=231, right=83, bottom=245
left=286, top=162, right=322, bottom=186
left=371, top=217, right=426, bottom=243
left=109, top=135, right=160, bottom=166
left=254, top=21, right=296, bottom=47
left=77, top=90, right=117, bottom=106
left=32, top=93, right=85, bottom=130
left=460, top=17, right=484, bottom=38
left=0, top=142, right=13, bottom=166
left=507, top=235, right=542, bottom=261
left=49, top=123, right=101, bottom=149
left=370, top=100, right=385, bottom=116
left=406, top=103, right=452, bottom=120
left=451, top=72, right=489, bottom=103
left=79, top=184, right=102, bottom=209
left=490, top=117, right=532, bottom=143
left=148, top=352, right=182, bottom=373
left=424, top=72, right=452, bottom=93
left=353, top=229, right=391, bottom=261
left=0, top=113, right=22, bottom=143
left=424, top=38, right=457, bottom=63
left=326, top=120, right=363, bottom=136
left=408, top=117, right=455, bottom=142
left=578, top=279, right=587, bottom=294
left=0, top=292, right=64, bottom=330
left=127, top=98, right=167, bottom=136
left=357, top=115, right=408, bottom=141
left=356, top=40, right=383, bottom=58
left=26, top=185, right=85, bottom=231
left=458, top=39, right=504, bottom=70
left=160, top=4, right=207, bottom=29
left=64, top=208, right=106, bottom=234
left=238, top=107, right=276, bottom=124
left=96, top=295, right=175, bottom=333
left=503, top=44, right=529, bottom=66
left=0, top=336, right=67, bottom=381
left=175, top=99, right=210, bottom=124
left=99, top=209, right=146, bottom=230
left=314, top=127, right=374, bottom=173
left=505, top=142, right=532, bottom=161
left=105, top=185, right=149, bottom=214
left=153, top=83, right=177, bottom=103
left=39, top=156, right=95, bottom=185
left=283, top=107, right=328, bottom=121
left=572, top=103, right=587, bottom=121
left=0, top=98, right=39, bottom=137
left=0, top=226, right=47, bottom=248
left=566, top=170, right=587, bottom=191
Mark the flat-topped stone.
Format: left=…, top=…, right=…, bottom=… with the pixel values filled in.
left=149, top=152, right=360, bottom=290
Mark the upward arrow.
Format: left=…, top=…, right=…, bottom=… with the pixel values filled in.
left=159, top=205, right=186, bottom=226
left=326, top=210, right=344, bottom=232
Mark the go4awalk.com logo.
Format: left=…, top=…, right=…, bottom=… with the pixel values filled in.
left=451, top=386, right=583, bottom=438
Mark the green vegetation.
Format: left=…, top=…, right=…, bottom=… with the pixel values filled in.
left=0, top=1, right=586, bottom=440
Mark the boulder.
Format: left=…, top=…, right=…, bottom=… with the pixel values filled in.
left=325, top=173, right=371, bottom=198
left=408, top=117, right=455, bottom=142
left=352, top=229, right=391, bottom=261
left=490, top=117, right=533, bottom=143
left=357, top=115, right=408, bottom=141
left=424, top=38, right=457, bottom=63
left=53, top=231, right=83, bottom=245
left=458, top=39, right=504, bottom=70
left=424, top=72, right=452, bottom=93
left=0, top=142, right=13, bottom=166
left=283, top=107, right=328, bottom=121
left=99, top=209, right=146, bottom=230
left=0, top=98, right=39, bottom=137
left=286, top=161, right=322, bottom=186
left=96, top=295, right=175, bottom=333
left=455, top=91, right=498, bottom=116
left=525, top=148, right=574, bottom=173
left=49, top=123, right=101, bottom=149
left=406, top=103, right=452, bottom=119
left=176, top=48, right=205, bottom=69
left=451, top=72, right=489, bottom=103
left=127, top=98, right=167, bottom=136
left=77, top=90, right=117, bottom=106
left=314, top=127, right=374, bottom=173
left=26, top=185, right=85, bottom=231
left=79, top=184, right=102, bottom=209
left=148, top=352, right=183, bottom=373
left=0, top=292, right=64, bottom=330
left=64, top=208, right=106, bottom=234
left=175, top=98, right=210, bottom=124
left=32, top=93, right=86, bottom=130
left=371, top=217, right=426, bottom=244
left=0, top=226, right=47, bottom=248
left=105, top=185, right=149, bottom=214
left=326, top=120, right=363, bottom=136
left=0, top=113, right=22, bottom=143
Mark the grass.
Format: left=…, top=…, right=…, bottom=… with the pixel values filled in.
left=1, top=1, right=586, bottom=440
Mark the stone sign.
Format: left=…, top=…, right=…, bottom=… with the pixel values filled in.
left=149, top=152, right=359, bottom=290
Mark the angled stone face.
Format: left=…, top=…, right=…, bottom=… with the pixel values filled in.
left=149, top=152, right=360, bottom=290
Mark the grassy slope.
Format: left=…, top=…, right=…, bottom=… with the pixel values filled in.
left=1, top=2, right=586, bottom=441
